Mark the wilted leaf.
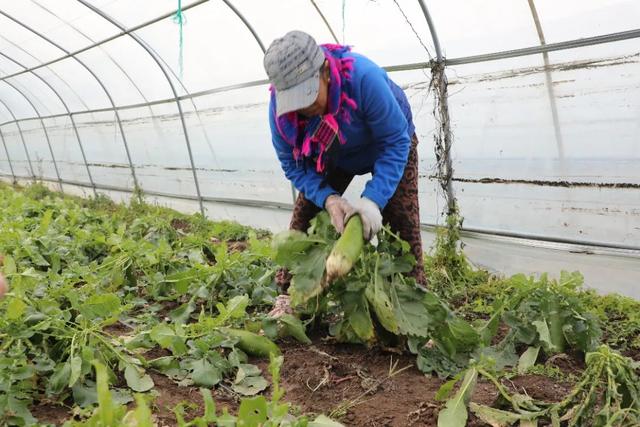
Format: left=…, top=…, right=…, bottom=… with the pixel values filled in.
left=533, top=320, right=554, bottom=351
left=309, top=414, right=345, bottom=426
left=469, top=402, right=522, bottom=427
left=518, top=346, right=540, bottom=374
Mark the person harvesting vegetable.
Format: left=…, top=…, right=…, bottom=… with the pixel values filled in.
left=264, top=31, right=426, bottom=292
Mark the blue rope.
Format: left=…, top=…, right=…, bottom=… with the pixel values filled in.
left=172, top=0, right=184, bottom=80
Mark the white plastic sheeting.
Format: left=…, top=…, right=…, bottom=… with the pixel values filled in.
left=0, top=0, right=639, bottom=253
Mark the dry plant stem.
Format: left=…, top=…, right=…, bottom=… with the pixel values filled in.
left=430, top=61, right=456, bottom=217
left=329, top=358, right=412, bottom=419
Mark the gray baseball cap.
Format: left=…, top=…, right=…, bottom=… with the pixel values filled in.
left=264, top=31, right=325, bottom=117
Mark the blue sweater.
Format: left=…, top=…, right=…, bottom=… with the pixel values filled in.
left=269, top=52, right=415, bottom=209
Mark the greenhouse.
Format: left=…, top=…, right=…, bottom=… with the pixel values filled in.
left=0, top=1, right=639, bottom=426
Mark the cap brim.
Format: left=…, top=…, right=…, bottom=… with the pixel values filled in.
left=275, top=69, right=320, bottom=117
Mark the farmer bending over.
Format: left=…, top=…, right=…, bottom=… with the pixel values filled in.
left=264, top=31, right=426, bottom=299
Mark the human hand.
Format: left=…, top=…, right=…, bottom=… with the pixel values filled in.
left=324, top=195, right=355, bottom=234
left=351, top=197, right=383, bottom=241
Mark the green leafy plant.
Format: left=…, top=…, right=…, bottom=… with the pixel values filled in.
left=63, top=360, right=154, bottom=427
left=174, top=354, right=344, bottom=427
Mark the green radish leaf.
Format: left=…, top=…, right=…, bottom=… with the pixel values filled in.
left=279, top=314, right=311, bottom=344
left=518, top=346, right=540, bottom=374
left=169, top=300, right=196, bottom=325
left=261, top=317, right=279, bottom=340
left=78, top=293, right=122, bottom=321
left=3, top=254, right=16, bottom=274
left=213, top=294, right=249, bottom=327
left=366, top=273, right=398, bottom=334
left=47, top=362, right=71, bottom=395
left=6, top=298, right=27, bottom=320
left=288, top=246, right=330, bottom=306
left=389, top=281, right=433, bottom=338
left=68, top=355, right=83, bottom=387
left=437, top=367, right=478, bottom=427
left=124, top=364, right=154, bottom=392
left=232, top=374, right=268, bottom=396
left=233, top=364, right=267, bottom=396
left=345, top=293, right=375, bottom=342
left=94, top=361, right=116, bottom=426
left=200, top=388, right=218, bottom=422
left=129, top=394, right=154, bottom=427
left=436, top=375, right=462, bottom=401
left=72, top=381, right=98, bottom=407
left=190, top=358, right=222, bottom=387
left=237, top=396, right=268, bottom=424
left=533, top=320, right=555, bottom=351
left=150, top=323, right=187, bottom=356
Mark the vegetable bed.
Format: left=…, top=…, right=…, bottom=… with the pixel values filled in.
left=1, top=183, right=639, bottom=427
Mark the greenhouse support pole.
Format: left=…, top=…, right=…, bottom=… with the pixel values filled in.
left=0, top=99, right=35, bottom=179
left=0, top=128, right=16, bottom=182
left=0, top=11, right=140, bottom=193
left=0, top=52, right=96, bottom=195
left=77, top=0, right=206, bottom=217
left=2, top=81, right=64, bottom=192
left=527, top=0, right=565, bottom=160
left=220, top=0, right=298, bottom=204
left=416, top=0, right=456, bottom=214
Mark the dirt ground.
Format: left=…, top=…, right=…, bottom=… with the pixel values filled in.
left=32, top=339, right=577, bottom=426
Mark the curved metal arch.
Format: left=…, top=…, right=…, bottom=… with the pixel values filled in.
left=14, top=1, right=221, bottom=179
left=309, top=0, right=340, bottom=43
left=77, top=0, right=206, bottom=216
left=527, top=0, right=564, bottom=160
left=416, top=0, right=442, bottom=61
left=0, top=10, right=140, bottom=191
left=0, top=79, right=64, bottom=191
left=30, top=0, right=151, bottom=109
left=0, top=0, right=208, bottom=85
left=0, top=128, right=16, bottom=182
left=221, top=0, right=266, bottom=52
left=0, top=98, right=35, bottom=178
left=0, top=34, right=92, bottom=112
left=0, top=50, right=97, bottom=195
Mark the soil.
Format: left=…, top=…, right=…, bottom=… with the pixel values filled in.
left=170, top=218, right=191, bottom=233
left=30, top=339, right=581, bottom=427
left=30, top=400, right=70, bottom=426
